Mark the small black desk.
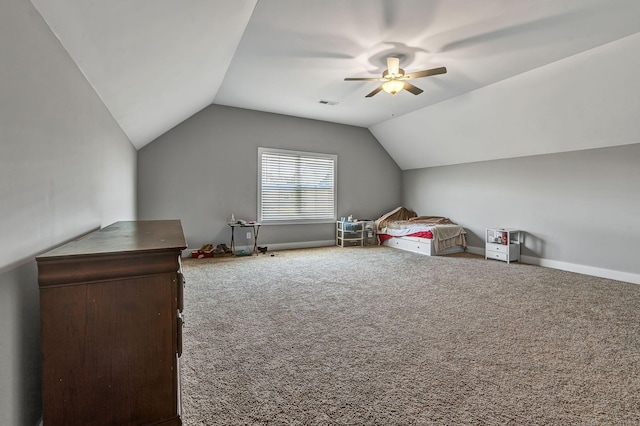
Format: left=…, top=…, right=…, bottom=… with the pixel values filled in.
left=228, top=222, right=261, bottom=254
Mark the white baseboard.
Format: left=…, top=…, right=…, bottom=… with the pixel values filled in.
left=520, top=254, right=640, bottom=285
left=181, top=240, right=335, bottom=258
left=468, top=245, right=640, bottom=285
left=182, top=242, right=640, bottom=285
left=261, top=240, right=336, bottom=251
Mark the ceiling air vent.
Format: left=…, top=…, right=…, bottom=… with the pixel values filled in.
left=318, top=100, right=339, bottom=106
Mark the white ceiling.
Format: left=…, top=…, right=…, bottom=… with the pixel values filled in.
left=32, top=0, right=640, bottom=167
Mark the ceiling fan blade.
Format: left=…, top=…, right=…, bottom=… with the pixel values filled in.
left=387, top=57, right=400, bottom=76
left=404, top=67, right=447, bottom=80
left=365, top=86, right=384, bottom=98
left=344, top=77, right=383, bottom=81
left=403, top=82, right=424, bottom=95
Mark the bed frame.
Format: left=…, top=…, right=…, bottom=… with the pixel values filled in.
left=381, top=235, right=465, bottom=256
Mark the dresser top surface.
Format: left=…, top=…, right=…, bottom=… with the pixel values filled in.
left=37, top=220, right=187, bottom=260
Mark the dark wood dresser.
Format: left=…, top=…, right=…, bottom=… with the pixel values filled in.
left=37, top=220, right=187, bottom=425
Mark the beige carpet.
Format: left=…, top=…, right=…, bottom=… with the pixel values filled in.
left=180, top=246, right=640, bottom=425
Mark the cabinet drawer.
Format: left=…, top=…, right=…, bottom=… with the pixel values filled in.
left=340, top=239, right=362, bottom=247
left=486, top=243, right=509, bottom=252
left=343, top=231, right=362, bottom=239
left=343, top=223, right=363, bottom=232
left=487, top=251, right=508, bottom=261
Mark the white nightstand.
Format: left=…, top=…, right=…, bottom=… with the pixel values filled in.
left=485, top=228, right=522, bottom=263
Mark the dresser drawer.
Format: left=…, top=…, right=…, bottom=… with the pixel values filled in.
left=486, top=243, right=509, bottom=252
left=486, top=250, right=508, bottom=261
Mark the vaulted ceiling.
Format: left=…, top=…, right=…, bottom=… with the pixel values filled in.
left=32, top=0, right=640, bottom=168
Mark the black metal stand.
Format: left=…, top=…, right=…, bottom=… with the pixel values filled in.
left=229, top=222, right=261, bottom=255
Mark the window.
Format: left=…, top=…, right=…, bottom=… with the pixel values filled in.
left=258, top=147, right=337, bottom=224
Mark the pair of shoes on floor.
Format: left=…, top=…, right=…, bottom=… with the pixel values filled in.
left=199, top=244, right=213, bottom=253
left=258, top=246, right=268, bottom=254
left=216, top=243, right=232, bottom=254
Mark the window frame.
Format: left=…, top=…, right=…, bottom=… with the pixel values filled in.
left=257, top=147, right=337, bottom=225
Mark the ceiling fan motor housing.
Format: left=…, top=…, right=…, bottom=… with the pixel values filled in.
left=382, top=68, right=405, bottom=79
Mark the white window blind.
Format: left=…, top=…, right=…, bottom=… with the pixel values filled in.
left=258, top=147, right=336, bottom=223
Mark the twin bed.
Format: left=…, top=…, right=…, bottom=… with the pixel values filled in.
left=375, top=207, right=467, bottom=256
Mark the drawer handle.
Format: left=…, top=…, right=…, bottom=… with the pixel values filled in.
left=177, top=312, right=184, bottom=357
left=177, top=273, right=184, bottom=312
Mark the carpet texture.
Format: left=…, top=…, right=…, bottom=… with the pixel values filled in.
left=180, top=246, right=640, bottom=425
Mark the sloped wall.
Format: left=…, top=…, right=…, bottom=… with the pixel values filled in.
left=372, top=33, right=640, bottom=170
left=0, top=1, right=136, bottom=424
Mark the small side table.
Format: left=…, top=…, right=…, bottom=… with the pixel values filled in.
left=485, top=228, right=522, bottom=263
left=229, top=222, right=261, bottom=255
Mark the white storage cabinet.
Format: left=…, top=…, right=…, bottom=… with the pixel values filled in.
left=485, top=228, right=522, bottom=263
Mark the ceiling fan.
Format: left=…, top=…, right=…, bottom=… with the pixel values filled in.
left=344, top=57, right=447, bottom=97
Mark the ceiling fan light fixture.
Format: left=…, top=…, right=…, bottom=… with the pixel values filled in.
left=382, top=80, right=405, bottom=95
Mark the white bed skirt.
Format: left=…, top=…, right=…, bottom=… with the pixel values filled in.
left=381, top=236, right=464, bottom=256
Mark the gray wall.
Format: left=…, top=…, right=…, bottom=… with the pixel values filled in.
left=403, top=144, right=640, bottom=280
left=0, top=1, right=137, bottom=424
left=138, top=105, right=402, bottom=252
left=393, top=31, right=640, bottom=284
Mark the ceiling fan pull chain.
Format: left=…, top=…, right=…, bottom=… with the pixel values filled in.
left=390, top=94, right=396, bottom=118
